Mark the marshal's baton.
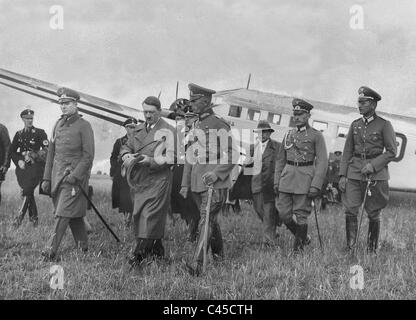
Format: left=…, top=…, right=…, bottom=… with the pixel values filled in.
left=203, top=185, right=214, bottom=273
left=312, top=199, right=324, bottom=252
left=353, top=176, right=372, bottom=256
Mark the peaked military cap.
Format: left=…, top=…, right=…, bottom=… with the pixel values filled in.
left=143, top=96, right=161, bottom=109
left=358, top=86, right=381, bottom=101
left=292, top=98, right=314, bottom=113
left=57, top=87, right=80, bottom=103
left=122, top=118, right=138, bottom=127
left=253, top=120, right=275, bottom=133
left=20, top=108, right=34, bottom=118
left=188, top=83, right=216, bottom=100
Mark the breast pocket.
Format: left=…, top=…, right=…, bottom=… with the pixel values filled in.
left=369, top=132, right=382, bottom=142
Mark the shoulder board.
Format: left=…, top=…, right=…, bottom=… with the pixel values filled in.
left=353, top=117, right=362, bottom=123
left=375, top=115, right=387, bottom=122
left=213, top=114, right=231, bottom=126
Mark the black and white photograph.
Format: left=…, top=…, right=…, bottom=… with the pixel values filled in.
left=1, top=0, right=416, bottom=306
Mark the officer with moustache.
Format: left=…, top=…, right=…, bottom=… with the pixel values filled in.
left=10, top=108, right=48, bottom=227
left=180, top=83, right=237, bottom=274
left=339, top=86, right=397, bottom=253
left=274, top=99, right=328, bottom=252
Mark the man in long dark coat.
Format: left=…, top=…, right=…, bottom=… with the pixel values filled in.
left=41, top=88, right=95, bottom=261
left=0, top=123, right=11, bottom=206
left=110, top=118, right=137, bottom=226
left=120, top=96, right=176, bottom=266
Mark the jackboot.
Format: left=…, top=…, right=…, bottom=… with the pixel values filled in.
left=28, top=196, right=39, bottom=227
left=13, top=196, right=29, bottom=228
left=188, top=217, right=200, bottom=243
left=210, top=222, right=224, bottom=262
left=367, top=219, right=380, bottom=254
left=345, top=215, right=358, bottom=251
left=294, top=224, right=308, bottom=253
left=285, top=219, right=311, bottom=245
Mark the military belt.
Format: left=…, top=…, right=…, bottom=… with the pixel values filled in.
left=353, top=153, right=382, bottom=160
left=286, top=160, right=314, bottom=167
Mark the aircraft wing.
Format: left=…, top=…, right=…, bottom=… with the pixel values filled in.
left=0, top=68, right=152, bottom=125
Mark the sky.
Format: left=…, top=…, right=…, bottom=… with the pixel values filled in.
left=1, top=0, right=416, bottom=170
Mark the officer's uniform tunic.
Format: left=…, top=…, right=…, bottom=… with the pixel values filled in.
left=10, top=126, right=48, bottom=195
left=275, top=125, right=328, bottom=225
left=340, top=114, right=397, bottom=220
left=182, top=109, right=237, bottom=263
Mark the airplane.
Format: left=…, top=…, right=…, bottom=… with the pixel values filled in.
left=0, top=68, right=414, bottom=195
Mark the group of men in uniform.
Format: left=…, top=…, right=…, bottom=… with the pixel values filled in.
left=0, top=83, right=397, bottom=267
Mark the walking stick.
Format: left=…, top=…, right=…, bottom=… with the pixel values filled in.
left=312, top=199, right=324, bottom=252
left=203, top=186, right=213, bottom=273
left=77, top=184, right=121, bottom=243
left=353, top=176, right=372, bottom=256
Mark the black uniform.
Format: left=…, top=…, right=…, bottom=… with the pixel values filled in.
left=10, top=126, right=48, bottom=225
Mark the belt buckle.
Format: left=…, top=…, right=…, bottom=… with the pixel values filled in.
left=360, top=153, right=366, bottom=160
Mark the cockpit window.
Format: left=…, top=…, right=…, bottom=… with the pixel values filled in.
left=228, top=105, right=242, bottom=118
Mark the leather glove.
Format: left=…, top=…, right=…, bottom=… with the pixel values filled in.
left=361, top=163, right=374, bottom=175
left=18, top=160, right=25, bottom=169
left=122, top=153, right=134, bottom=162
left=64, top=174, right=77, bottom=185
left=179, top=186, right=189, bottom=199
left=202, top=172, right=218, bottom=186
left=339, top=176, right=347, bottom=193
left=137, top=154, right=151, bottom=165
left=41, top=180, right=51, bottom=194
left=307, top=186, right=320, bottom=199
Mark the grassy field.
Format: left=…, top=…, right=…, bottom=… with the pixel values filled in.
left=1, top=173, right=416, bottom=300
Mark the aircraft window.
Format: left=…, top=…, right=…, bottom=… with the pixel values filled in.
left=313, top=120, right=328, bottom=132
left=267, top=113, right=281, bottom=125
left=247, top=109, right=260, bottom=121
left=228, top=105, right=242, bottom=118
left=337, top=126, right=349, bottom=138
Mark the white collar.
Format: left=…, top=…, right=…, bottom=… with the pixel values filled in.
left=297, top=125, right=306, bottom=132
left=363, top=115, right=375, bottom=124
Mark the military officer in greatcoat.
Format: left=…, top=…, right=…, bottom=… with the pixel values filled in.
left=339, top=86, right=397, bottom=254
left=274, top=98, right=328, bottom=252
left=41, top=88, right=95, bottom=261
left=110, top=117, right=137, bottom=227
left=0, top=122, right=11, bottom=206
left=120, top=96, right=176, bottom=266
left=180, top=83, right=238, bottom=274
left=10, top=109, right=48, bottom=227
